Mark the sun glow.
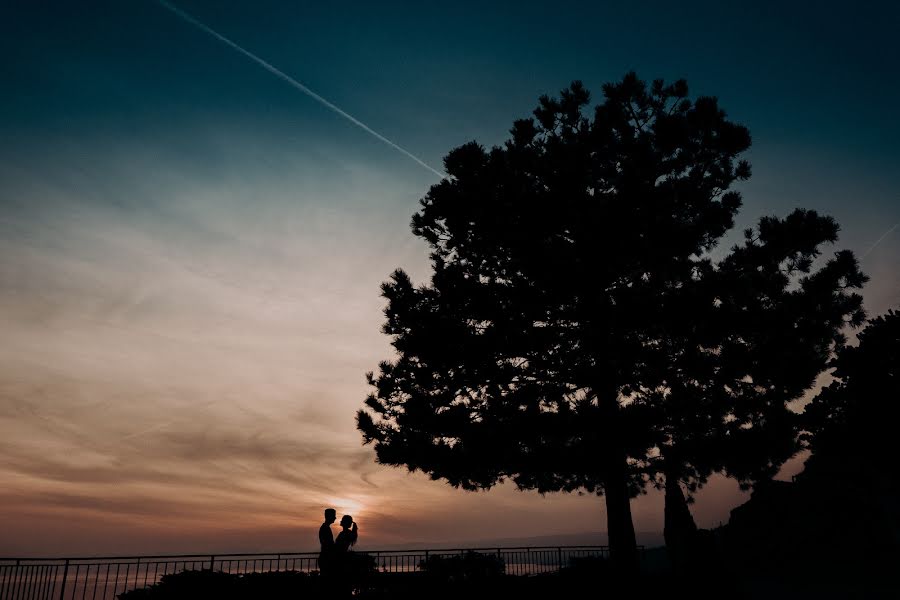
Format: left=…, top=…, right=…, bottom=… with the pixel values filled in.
left=327, top=497, right=367, bottom=518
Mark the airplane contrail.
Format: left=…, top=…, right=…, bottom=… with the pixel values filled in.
left=155, top=0, right=447, bottom=180
left=862, top=221, right=900, bottom=258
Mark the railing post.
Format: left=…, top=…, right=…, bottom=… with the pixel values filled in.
left=557, top=547, right=562, bottom=571
left=58, top=559, right=69, bottom=600
left=14, top=558, right=21, bottom=600
left=209, top=555, right=215, bottom=571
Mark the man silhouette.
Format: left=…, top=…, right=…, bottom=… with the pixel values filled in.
left=319, top=508, right=337, bottom=576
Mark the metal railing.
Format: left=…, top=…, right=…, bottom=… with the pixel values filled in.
left=0, top=545, right=614, bottom=599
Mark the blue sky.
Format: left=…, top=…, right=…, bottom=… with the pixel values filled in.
left=1, top=0, right=898, bottom=554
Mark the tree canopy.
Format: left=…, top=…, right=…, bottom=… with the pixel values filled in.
left=646, top=209, right=867, bottom=492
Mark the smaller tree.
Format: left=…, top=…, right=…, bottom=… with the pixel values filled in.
left=638, top=210, right=867, bottom=566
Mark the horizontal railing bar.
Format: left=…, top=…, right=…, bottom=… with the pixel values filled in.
left=0, top=544, right=627, bottom=563
left=353, top=545, right=620, bottom=552
left=0, top=554, right=318, bottom=563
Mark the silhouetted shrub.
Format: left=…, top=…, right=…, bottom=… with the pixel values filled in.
left=117, top=569, right=322, bottom=600
left=418, top=551, right=505, bottom=580
left=341, top=551, right=378, bottom=577
left=566, top=554, right=608, bottom=572
left=116, top=557, right=380, bottom=600
left=240, top=570, right=320, bottom=599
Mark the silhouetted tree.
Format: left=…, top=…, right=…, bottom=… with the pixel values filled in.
left=640, top=210, right=866, bottom=566
left=357, top=73, right=745, bottom=566
left=356, top=74, right=866, bottom=568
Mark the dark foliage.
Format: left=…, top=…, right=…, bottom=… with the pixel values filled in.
left=565, top=554, right=609, bottom=573
left=418, top=551, right=505, bottom=580
left=803, top=309, right=900, bottom=467
left=723, top=478, right=898, bottom=598
left=118, top=555, right=377, bottom=600
left=357, top=72, right=866, bottom=565
left=117, top=570, right=317, bottom=600
left=799, top=309, right=900, bottom=552
left=717, top=311, right=900, bottom=596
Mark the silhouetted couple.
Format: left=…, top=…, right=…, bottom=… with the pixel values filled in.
left=318, top=508, right=358, bottom=579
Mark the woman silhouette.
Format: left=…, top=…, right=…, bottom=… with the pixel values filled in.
left=333, top=515, right=360, bottom=596
left=335, top=515, right=358, bottom=552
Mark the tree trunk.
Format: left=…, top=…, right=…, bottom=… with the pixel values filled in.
left=604, top=453, right=639, bottom=571
left=595, top=385, right=639, bottom=572
left=663, top=462, right=698, bottom=572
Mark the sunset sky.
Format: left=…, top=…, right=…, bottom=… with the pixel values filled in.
left=1, top=0, right=898, bottom=556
